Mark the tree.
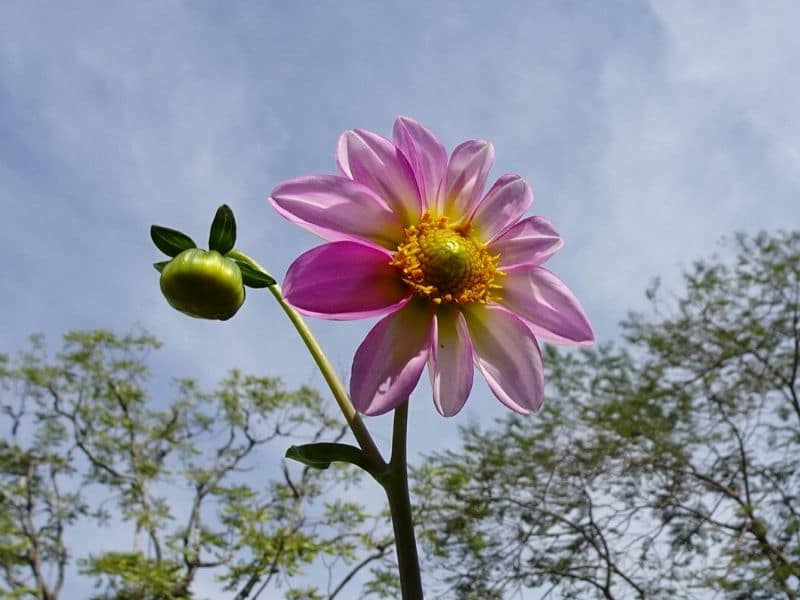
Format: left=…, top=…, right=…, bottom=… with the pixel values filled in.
left=415, top=231, right=800, bottom=598
left=0, top=330, right=393, bottom=599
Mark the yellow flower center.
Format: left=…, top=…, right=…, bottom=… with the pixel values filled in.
left=390, top=212, right=503, bottom=305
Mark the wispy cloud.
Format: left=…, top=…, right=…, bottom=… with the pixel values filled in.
left=580, top=1, right=800, bottom=330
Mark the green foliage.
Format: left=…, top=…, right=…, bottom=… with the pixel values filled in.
left=0, top=334, right=105, bottom=599
left=83, top=552, right=185, bottom=599
left=0, top=329, right=393, bottom=599
left=361, top=565, right=403, bottom=599
left=416, top=231, right=800, bottom=598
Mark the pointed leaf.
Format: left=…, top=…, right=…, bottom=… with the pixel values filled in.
left=235, top=261, right=276, bottom=288
left=208, top=204, right=236, bottom=254
left=153, top=261, right=170, bottom=273
left=285, top=443, right=374, bottom=473
left=150, top=226, right=196, bottom=257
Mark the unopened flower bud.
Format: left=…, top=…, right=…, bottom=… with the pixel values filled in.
left=159, top=248, right=245, bottom=320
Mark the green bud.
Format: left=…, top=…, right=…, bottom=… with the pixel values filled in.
left=159, top=248, right=245, bottom=320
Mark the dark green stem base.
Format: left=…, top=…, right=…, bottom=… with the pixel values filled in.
left=383, top=400, right=423, bottom=599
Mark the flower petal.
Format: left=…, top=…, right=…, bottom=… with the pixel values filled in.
left=283, top=241, right=410, bottom=320
left=270, top=175, right=405, bottom=249
left=500, top=265, right=594, bottom=345
left=336, top=129, right=422, bottom=227
left=470, top=173, right=533, bottom=242
left=490, top=216, right=565, bottom=268
left=440, top=140, right=494, bottom=221
left=428, top=307, right=474, bottom=417
left=463, top=304, right=544, bottom=413
left=351, top=300, right=434, bottom=415
left=393, top=116, right=447, bottom=210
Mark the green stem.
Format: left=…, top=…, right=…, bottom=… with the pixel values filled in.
left=269, top=284, right=385, bottom=467
left=229, top=249, right=384, bottom=468
left=383, top=400, right=423, bottom=599
left=233, top=250, right=422, bottom=595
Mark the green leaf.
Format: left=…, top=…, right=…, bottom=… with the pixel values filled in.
left=153, top=261, right=170, bottom=273
left=150, top=226, right=196, bottom=257
left=208, top=204, right=236, bottom=254
left=285, top=443, right=374, bottom=474
left=236, top=261, right=276, bottom=288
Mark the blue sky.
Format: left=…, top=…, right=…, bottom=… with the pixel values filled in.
left=2, top=1, right=799, bottom=596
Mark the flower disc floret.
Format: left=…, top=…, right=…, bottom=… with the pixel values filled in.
left=390, top=212, right=503, bottom=305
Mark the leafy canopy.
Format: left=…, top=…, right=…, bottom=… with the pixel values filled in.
left=416, top=231, right=800, bottom=599
left=0, top=330, right=393, bottom=599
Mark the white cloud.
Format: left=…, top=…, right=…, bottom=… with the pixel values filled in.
left=582, top=1, right=800, bottom=329
left=651, top=0, right=800, bottom=184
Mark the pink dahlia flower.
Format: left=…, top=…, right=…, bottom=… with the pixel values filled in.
left=270, top=117, right=593, bottom=417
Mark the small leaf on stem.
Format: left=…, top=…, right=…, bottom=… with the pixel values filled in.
left=236, top=261, right=276, bottom=288
left=286, top=443, right=375, bottom=474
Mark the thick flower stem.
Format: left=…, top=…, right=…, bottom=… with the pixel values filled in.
left=272, top=281, right=423, bottom=597
left=383, top=401, right=423, bottom=600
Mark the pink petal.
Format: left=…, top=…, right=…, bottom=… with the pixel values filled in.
left=490, top=216, right=565, bottom=268
left=524, top=321, right=591, bottom=347
left=440, top=140, right=494, bottom=222
left=336, top=129, right=422, bottom=227
left=270, top=175, right=405, bottom=249
left=350, top=301, right=434, bottom=415
left=393, top=116, right=447, bottom=211
left=470, top=173, right=533, bottom=242
left=463, top=304, right=544, bottom=413
left=428, top=307, right=474, bottom=417
left=500, top=265, right=594, bottom=345
left=283, top=242, right=411, bottom=320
